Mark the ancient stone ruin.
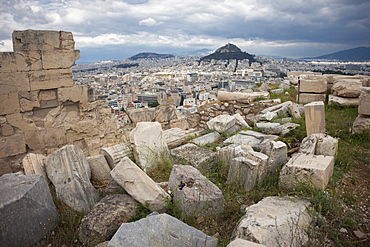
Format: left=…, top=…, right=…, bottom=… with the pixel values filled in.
left=0, top=30, right=125, bottom=175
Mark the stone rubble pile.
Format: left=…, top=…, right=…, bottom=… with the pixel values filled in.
left=2, top=29, right=368, bottom=247
left=1, top=100, right=342, bottom=246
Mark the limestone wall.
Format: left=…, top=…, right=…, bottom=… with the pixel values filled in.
left=0, top=30, right=125, bottom=175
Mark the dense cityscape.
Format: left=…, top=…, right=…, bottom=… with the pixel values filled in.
left=72, top=52, right=370, bottom=122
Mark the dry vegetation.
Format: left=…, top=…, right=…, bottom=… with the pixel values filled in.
left=38, top=88, right=370, bottom=247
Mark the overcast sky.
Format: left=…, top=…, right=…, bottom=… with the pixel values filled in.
left=1, top=0, right=369, bottom=63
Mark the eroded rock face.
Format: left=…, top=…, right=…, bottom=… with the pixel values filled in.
left=79, top=194, right=138, bottom=247
left=44, top=145, right=100, bottom=213
left=168, top=165, right=224, bottom=217
left=0, top=173, right=58, bottom=247
left=110, top=157, right=169, bottom=212
left=108, top=213, right=218, bottom=247
left=233, top=197, right=312, bottom=247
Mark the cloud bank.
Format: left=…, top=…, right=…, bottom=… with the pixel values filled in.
left=1, top=0, right=369, bottom=62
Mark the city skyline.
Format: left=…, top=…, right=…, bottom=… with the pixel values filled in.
left=1, top=0, right=369, bottom=63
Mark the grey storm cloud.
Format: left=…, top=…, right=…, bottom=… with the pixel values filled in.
left=0, top=0, right=369, bottom=61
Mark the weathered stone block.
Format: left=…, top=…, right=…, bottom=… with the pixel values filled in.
left=0, top=93, right=20, bottom=116
left=279, top=153, right=335, bottom=190
left=260, top=140, right=287, bottom=172
left=0, top=134, right=27, bottom=158
left=191, top=131, right=221, bottom=146
left=100, top=142, right=134, bottom=169
left=352, top=114, right=370, bottom=134
left=328, top=95, right=359, bottom=106
left=6, top=112, right=36, bottom=132
left=299, top=133, right=338, bottom=157
left=233, top=197, right=311, bottom=247
left=22, top=153, right=47, bottom=179
left=64, top=120, right=99, bottom=142
left=19, top=90, right=40, bottom=112
left=218, top=91, right=269, bottom=103
left=1, top=123, right=14, bottom=136
left=42, top=50, right=80, bottom=69
left=169, top=117, right=190, bottom=130
left=108, top=213, right=217, bottom=247
left=223, top=130, right=279, bottom=150
left=130, top=122, right=170, bottom=171
left=171, top=143, right=217, bottom=173
left=332, top=79, right=362, bottom=98
left=163, top=128, right=189, bottom=149
left=25, top=127, right=66, bottom=150
left=0, top=173, right=58, bottom=247
left=0, top=72, right=30, bottom=95
left=58, top=85, right=88, bottom=103
left=0, top=51, right=42, bottom=72
left=298, top=93, right=326, bottom=104
left=126, top=108, right=156, bottom=125
left=217, top=143, right=253, bottom=165
left=233, top=113, right=250, bottom=128
left=300, top=79, right=327, bottom=93
left=39, top=89, right=57, bottom=101
left=111, top=157, right=170, bottom=212
left=45, top=145, right=100, bottom=213
left=207, top=114, right=236, bottom=133
left=79, top=194, right=137, bottom=247
left=227, top=156, right=265, bottom=192
left=227, top=238, right=267, bottom=247
left=154, top=103, right=178, bottom=123
left=29, top=68, right=73, bottom=90
left=304, top=101, right=325, bottom=136
left=87, top=154, right=112, bottom=182
left=358, top=87, right=370, bottom=115
left=39, top=99, right=59, bottom=109
left=169, top=165, right=224, bottom=217
left=13, top=30, right=75, bottom=51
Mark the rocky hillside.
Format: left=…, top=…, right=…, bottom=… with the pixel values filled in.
left=129, top=52, right=175, bottom=60
left=199, top=43, right=257, bottom=65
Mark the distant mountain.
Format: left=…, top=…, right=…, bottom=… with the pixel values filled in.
left=306, top=47, right=370, bottom=61
left=199, top=43, right=257, bottom=65
left=129, top=52, right=175, bottom=60
left=175, top=48, right=213, bottom=56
